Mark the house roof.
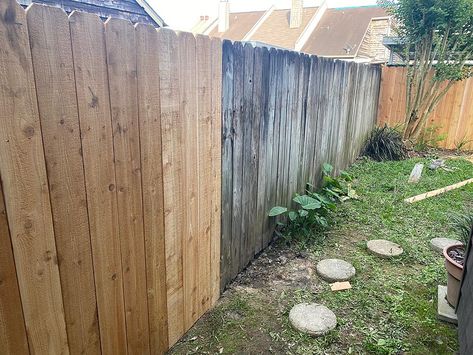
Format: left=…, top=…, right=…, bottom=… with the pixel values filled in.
left=208, top=10, right=266, bottom=41
left=250, top=7, right=318, bottom=50
left=18, top=0, right=166, bottom=26
left=302, top=6, right=387, bottom=57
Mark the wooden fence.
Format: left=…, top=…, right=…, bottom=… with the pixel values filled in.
left=0, top=1, right=221, bottom=354
left=220, top=41, right=382, bottom=289
left=377, top=66, right=473, bottom=150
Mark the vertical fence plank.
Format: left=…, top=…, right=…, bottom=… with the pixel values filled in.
left=157, top=28, right=185, bottom=347
left=69, top=11, right=127, bottom=354
left=249, top=47, right=262, bottom=256
left=196, top=34, right=212, bottom=317
left=220, top=40, right=234, bottom=290
left=178, top=31, right=199, bottom=331
left=26, top=5, right=100, bottom=354
left=0, top=184, right=29, bottom=355
left=240, top=43, right=255, bottom=270
left=210, top=37, right=222, bottom=304
left=231, top=42, right=244, bottom=280
left=0, top=1, right=69, bottom=353
left=105, top=18, right=150, bottom=354
left=135, top=23, right=169, bottom=354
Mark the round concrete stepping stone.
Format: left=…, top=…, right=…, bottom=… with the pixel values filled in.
left=316, top=259, right=355, bottom=282
left=289, top=303, right=337, bottom=336
left=367, top=239, right=403, bottom=258
left=430, top=238, right=461, bottom=254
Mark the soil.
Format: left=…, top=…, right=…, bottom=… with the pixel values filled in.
left=447, top=245, right=465, bottom=266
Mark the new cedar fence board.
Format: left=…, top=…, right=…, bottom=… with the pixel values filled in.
left=377, top=66, right=473, bottom=151
left=219, top=42, right=382, bottom=289
left=0, top=2, right=221, bottom=353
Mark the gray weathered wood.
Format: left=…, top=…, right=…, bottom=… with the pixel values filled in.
left=220, top=43, right=382, bottom=290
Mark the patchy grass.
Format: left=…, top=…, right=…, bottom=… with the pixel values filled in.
left=169, top=157, right=473, bottom=355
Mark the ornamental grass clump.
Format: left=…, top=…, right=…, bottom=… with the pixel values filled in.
left=363, top=125, right=408, bottom=161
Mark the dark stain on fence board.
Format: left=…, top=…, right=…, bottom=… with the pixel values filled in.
left=220, top=43, right=381, bottom=290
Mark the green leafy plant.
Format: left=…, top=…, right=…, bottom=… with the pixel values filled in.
left=363, top=125, right=408, bottom=161
left=321, top=163, right=359, bottom=201
left=268, top=163, right=357, bottom=243
left=451, top=212, right=473, bottom=245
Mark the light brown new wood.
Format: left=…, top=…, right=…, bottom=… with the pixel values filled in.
left=377, top=66, right=473, bottom=150
left=157, top=28, right=185, bottom=347
left=26, top=5, right=101, bottom=354
left=69, top=11, right=127, bottom=354
left=404, top=178, right=473, bottom=204
left=0, top=1, right=70, bottom=353
left=210, top=37, right=222, bottom=305
left=196, top=34, right=212, bottom=317
left=105, top=18, right=150, bottom=354
left=179, top=31, right=199, bottom=331
left=135, top=23, right=169, bottom=354
left=0, top=183, right=29, bottom=354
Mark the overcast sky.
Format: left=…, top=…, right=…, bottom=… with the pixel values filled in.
left=149, top=0, right=378, bottom=31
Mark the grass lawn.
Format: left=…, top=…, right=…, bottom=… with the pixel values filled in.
left=170, top=156, right=473, bottom=354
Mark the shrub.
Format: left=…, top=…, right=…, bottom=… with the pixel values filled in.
left=451, top=212, right=473, bottom=246
left=363, top=125, right=408, bottom=161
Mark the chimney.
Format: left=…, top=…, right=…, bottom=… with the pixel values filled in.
left=218, top=0, right=230, bottom=33
left=290, top=0, right=303, bottom=28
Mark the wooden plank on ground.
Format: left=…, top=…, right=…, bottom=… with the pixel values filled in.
left=178, top=31, right=199, bottom=331
left=196, top=34, right=212, bottom=318
left=404, top=178, right=473, bottom=204
left=0, top=1, right=69, bottom=353
left=0, top=183, right=29, bottom=354
left=157, top=28, right=185, bottom=347
left=210, top=37, right=222, bottom=303
left=220, top=40, right=234, bottom=290
left=26, top=5, right=100, bottom=354
left=105, top=17, right=150, bottom=354
left=135, top=23, right=169, bottom=354
left=69, top=10, right=127, bottom=354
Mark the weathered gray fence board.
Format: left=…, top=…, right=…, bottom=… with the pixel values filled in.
left=221, top=42, right=381, bottom=289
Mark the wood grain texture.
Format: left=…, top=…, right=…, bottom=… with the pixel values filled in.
left=69, top=10, right=127, bottom=354
left=377, top=66, right=473, bottom=150
left=0, top=1, right=69, bottom=353
left=26, top=5, right=100, bottom=354
left=0, top=183, right=29, bottom=355
left=210, top=37, right=222, bottom=304
left=105, top=17, right=150, bottom=354
left=220, top=43, right=381, bottom=290
left=135, top=23, right=169, bottom=354
left=196, top=34, right=212, bottom=317
left=157, top=28, right=185, bottom=347
left=179, top=31, right=199, bottom=331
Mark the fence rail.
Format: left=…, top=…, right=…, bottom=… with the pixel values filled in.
left=0, top=1, right=220, bottom=353
left=377, top=66, right=473, bottom=150
left=220, top=41, right=381, bottom=289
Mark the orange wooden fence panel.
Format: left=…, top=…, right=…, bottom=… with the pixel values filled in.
left=0, top=2, right=221, bottom=354
left=377, top=66, right=473, bottom=150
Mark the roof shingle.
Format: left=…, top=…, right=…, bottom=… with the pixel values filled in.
left=250, top=7, right=318, bottom=50
left=302, top=6, right=387, bottom=57
left=209, top=11, right=265, bottom=41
